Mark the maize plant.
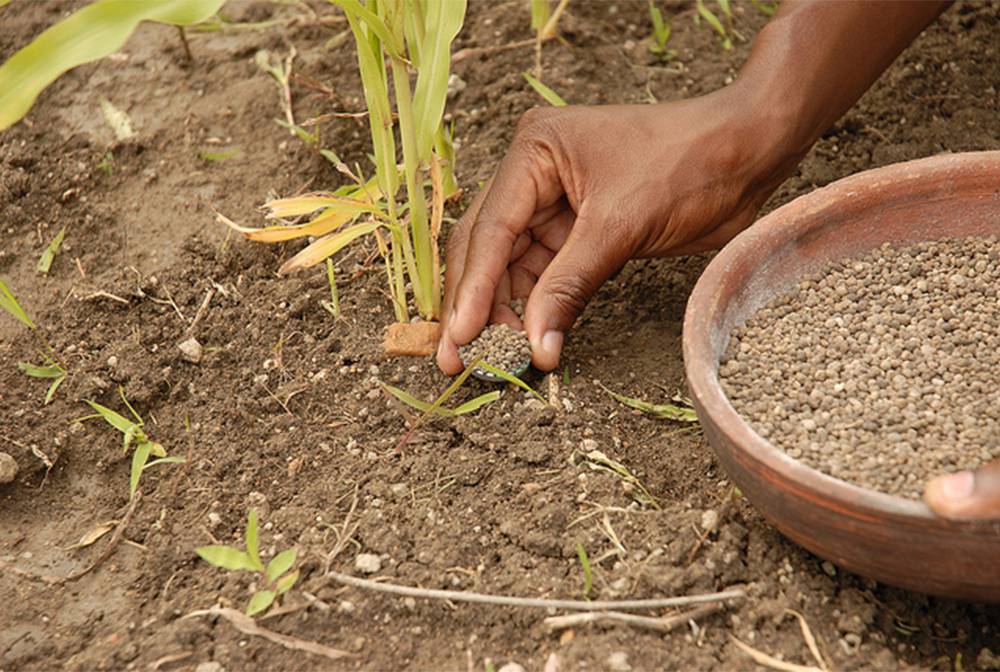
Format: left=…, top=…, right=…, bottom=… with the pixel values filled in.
left=224, top=0, right=466, bottom=326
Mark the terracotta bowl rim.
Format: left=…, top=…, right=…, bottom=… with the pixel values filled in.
left=683, top=150, right=1000, bottom=526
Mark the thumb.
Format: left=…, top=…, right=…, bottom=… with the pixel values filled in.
left=523, top=215, right=633, bottom=371
left=923, top=459, right=1000, bottom=520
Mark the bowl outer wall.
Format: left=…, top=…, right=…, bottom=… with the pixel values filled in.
left=683, top=151, right=1000, bottom=602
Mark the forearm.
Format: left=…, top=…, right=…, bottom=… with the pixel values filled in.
left=732, top=0, right=950, bottom=170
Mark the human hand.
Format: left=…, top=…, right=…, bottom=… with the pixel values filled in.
left=436, top=89, right=800, bottom=374
left=924, top=460, right=1000, bottom=520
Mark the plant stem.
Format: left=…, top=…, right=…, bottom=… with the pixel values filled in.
left=390, top=56, right=434, bottom=319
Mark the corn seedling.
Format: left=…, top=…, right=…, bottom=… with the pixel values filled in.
left=1, top=278, right=68, bottom=403
left=321, top=258, right=342, bottom=317
left=599, top=382, right=698, bottom=423
left=575, top=541, right=593, bottom=599
left=36, top=228, right=66, bottom=275
left=522, top=72, right=568, bottom=107
left=196, top=509, right=300, bottom=616
left=647, top=2, right=676, bottom=61
left=81, top=388, right=185, bottom=499
left=0, top=0, right=225, bottom=130
left=223, top=0, right=466, bottom=331
left=694, top=0, right=732, bottom=51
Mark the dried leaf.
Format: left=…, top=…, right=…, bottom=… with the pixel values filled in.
left=36, top=228, right=66, bottom=274
left=730, top=635, right=825, bottom=672
left=99, top=97, right=135, bottom=140
left=64, top=521, right=116, bottom=551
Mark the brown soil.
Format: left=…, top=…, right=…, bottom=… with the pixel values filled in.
left=2, top=1, right=999, bottom=670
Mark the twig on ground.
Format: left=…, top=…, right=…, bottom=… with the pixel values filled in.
left=187, top=289, right=214, bottom=335
left=81, top=290, right=130, bottom=305
left=453, top=37, right=540, bottom=62
left=730, top=635, right=826, bottom=672
left=327, top=571, right=744, bottom=612
left=183, top=606, right=353, bottom=661
left=544, top=602, right=724, bottom=633
left=176, top=26, right=193, bottom=62
left=785, top=609, right=830, bottom=671
left=149, top=651, right=192, bottom=670
left=280, top=46, right=298, bottom=130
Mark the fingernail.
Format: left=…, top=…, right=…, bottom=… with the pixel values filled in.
left=540, top=330, right=564, bottom=359
left=436, top=337, right=446, bottom=361
left=938, top=471, right=975, bottom=501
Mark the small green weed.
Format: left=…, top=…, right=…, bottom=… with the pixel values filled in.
left=695, top=0, right=732, bottom=50
left=647, top=1, right=676, bottom=60
left=82, top=388, right=185, bottom=499
left=1, top=278, right=67, bottom=404
left=196, top=508, right=300, bottom=616
left=321, top=258, right=341, bottom=318
left=97, top=151, right=114, bottom=175
left=36, top=228, right=66, bottom=275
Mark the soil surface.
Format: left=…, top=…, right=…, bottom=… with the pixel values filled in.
left=2, top=1, right=1000, bottom=671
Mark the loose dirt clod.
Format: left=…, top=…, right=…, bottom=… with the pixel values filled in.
left=0, top=452, right=18, bottom=484
left=459, top=323, right=532, bottom=373
left=720, top=237, right=1000, bottom=499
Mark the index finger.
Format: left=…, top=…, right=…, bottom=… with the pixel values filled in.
left=448, top=138, right=563, bottom=347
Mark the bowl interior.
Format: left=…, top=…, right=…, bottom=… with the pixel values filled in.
left=684, top=151, right=1000, bottom=598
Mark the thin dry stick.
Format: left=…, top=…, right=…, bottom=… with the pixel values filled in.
left=187, top=289, right=214, bottom=335
left=686, top=484, right=737, bottom=564
left=81, top=289, right=130, bottom=305
left=184, top=606, right=353, bottom=661
left=785, top=609, right=830, bottom=671
left=544, top=602, right=724, bottom=633
left=281, top=46, right=298, bottom=130
left=327, top=571, right=744, bottom=612
left=730, top=635, right=826, bottom=672
left=453, top=37, right=540, bottom=63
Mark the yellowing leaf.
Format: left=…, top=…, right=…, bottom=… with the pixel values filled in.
left=278, top=221, right=381, bottom=274
left=264, top=193, right=378, bottom=219
left=64, top=521, right=116, bottom=551
left=99, top=97, right=135, bottom=140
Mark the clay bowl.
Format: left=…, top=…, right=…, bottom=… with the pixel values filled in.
left=683, top=151, right=1000, bottom=602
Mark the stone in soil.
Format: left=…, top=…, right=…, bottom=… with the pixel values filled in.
left=459, top=323, right=532, bottom=373
left=720, top=237, right=1000, bottom=499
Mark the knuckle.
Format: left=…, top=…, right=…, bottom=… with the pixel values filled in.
left=545, top=274, right=594, bottom=322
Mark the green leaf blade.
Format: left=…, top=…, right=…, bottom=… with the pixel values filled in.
left=36, top=228, right=66, bottom=275
left=522, top=72, right=568, bottom=107
left=85, top=400, right=140, bottom=435
left=245, top=508, right=264, bottom=572
left=411, top=0, right=466, bottom=161
left=196, top=545, right=258, bottom=571
left=266, top=548, right=297, bottom=583
left=246, top=590, right=276, bottom=616
left=274, top=569, right=299, bottom=595
left=0, top=0, right=226, bottom=130
left=0, top=279, right=35, bottom=329
left=129, top=441, right=152, bottom=499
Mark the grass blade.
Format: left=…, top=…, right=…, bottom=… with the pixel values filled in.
left=576, top=542, right=593, bottom=599
left=18, top=362, right=64, bottom=378
left=85, top=399, right=140, bottom=435
left=278, top=221, right=381, bottom=274
left=531, top=0, right=552, bottom=31
left=0, top=278, right=35, bottom=329
left=322, top=258, right=341, bottom=318
left=36, top=228, right=66, bottom=275
left=696, top=0, right=731, bottom=49
left=476, top=362, right=547, bottom=403
left=246, top=508, right=264, bottom=572
left=522, top=72, right=567, bottom=107
left=382, top=382, right=499, bottom=417
left=0, top=0, right=226, bottom=130
left=411, top=0, right=466, bottom=161
left=129, top=440, right=152, bottom=499
left=44, top=372, right=67, bottom=404
left=451, top=391, right=502, bottom=414
left=599, top=383, right=698, bottom=423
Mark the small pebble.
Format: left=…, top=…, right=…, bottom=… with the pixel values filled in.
left=0, top=452, right=19, bottom=484
left=177, top=337, right=203, bottom=364
left=355, top=553, right=382, bottom=574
